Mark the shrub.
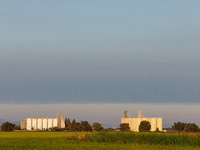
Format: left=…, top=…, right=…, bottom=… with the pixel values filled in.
left=51, top=127, right=64, bottom=131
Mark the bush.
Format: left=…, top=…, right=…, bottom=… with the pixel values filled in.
left=1, top=122, right=13, bottom=132
left=139, top=121, right=151, bottom=132
left=51, top=127, right=64, bottom=131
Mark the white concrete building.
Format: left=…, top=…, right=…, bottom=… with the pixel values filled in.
left=20, top=113, right=65, bottom=130
left=121, top=110, right=162, bottom=132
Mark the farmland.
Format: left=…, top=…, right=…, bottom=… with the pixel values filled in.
left=0, top=131, right=200, bottom=150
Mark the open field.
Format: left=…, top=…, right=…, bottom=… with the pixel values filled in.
left=1, top=132, right=200, bottom=150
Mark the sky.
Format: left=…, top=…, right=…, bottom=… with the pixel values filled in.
left=1, top=1, right=200, bottom=126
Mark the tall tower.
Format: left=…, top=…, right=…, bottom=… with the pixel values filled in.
left=124, top=110, right=128, bottom=118
left=56, top=112, right=61, bottom=128
left=138, top=110, right=141, bottom=117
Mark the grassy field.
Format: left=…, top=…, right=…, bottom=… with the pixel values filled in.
left=0, top=131, right=200, bottom=150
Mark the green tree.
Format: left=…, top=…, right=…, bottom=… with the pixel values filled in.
left=1, top=122, right=13, bottom=132
left=74, top=122, right=81, bottom=131
left=80, top=121, right=92, bottom=132
left=184, top=123, right=198, bottom=132
left=119, top=123, right=130, bottom=131
left=172, top=122, right=186, bottom=132
left=70, top=119, right=76, bottom=131
left=156, top=127, right=160, bottom=132
left=13, top=124, right=21, bottom=130
left=92, top=122, right=103, bottom=131
left=65, top=118, right=68, bottom=128
left=65, top=118, right=71, bottom=130
left=139, top=121, right=151, bottom=132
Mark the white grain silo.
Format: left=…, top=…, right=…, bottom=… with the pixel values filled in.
left=48, top=118, right=53, bottom=129
left=121, top=110, right=162, bottom=132
left=31, top=118, right=37, bottom=129
left=43, top=118, right=48, bottom=130
left=37, top=118, right=42, bottom=130
left=27, top=118, right=32, bottom=130
left=19, top=113, right=65, bottom=130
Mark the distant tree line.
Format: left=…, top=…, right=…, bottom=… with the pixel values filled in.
left=65, top=118, right=105, bottom=132
left=172, top=122, right=199, bottom=132
left=65, top=118, right=92, bottom=132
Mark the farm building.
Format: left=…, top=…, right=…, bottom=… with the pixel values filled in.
left=121, top=110, right=162, bottom=132
left=19, top=113, right=65, bottom=130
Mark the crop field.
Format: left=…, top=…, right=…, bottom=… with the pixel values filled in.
left=1, top=131, right=200, bottom=150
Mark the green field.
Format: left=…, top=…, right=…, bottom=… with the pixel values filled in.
left=0, top=131, right=200, bottom=150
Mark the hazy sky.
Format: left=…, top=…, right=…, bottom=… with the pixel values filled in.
left=1, top=103, right=200, bottom=127
left=1, top=1, right=200, bottom=125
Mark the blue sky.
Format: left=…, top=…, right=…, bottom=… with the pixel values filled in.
left=1, top=1, right=200, bottom=125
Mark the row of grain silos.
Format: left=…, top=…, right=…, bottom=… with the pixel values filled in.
left=26, top=118, right=58, bottom=130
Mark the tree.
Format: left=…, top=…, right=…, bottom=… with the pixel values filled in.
left=119, top=123, right=130, bottom=131
left=65, top=118, right=71, bottom=130
left=1, top=122, right=13, bottom=132
left=172, top=122, right=186, bottom=132
left=13, top=124, right=21, bottom=130
left=139, top=121, right=151, bottom=132
left=74, top=122, right=81, bottom=131
left=80, top=121, right=92, bottom=132
left=156, top=127, right=160, bottom=132
left=184, top=123, right=198, bottom=132
left=70, top=119, right=76, bottom=131
left=65, top=118, right=68, bottom=128
left=92, top=122, right=103, bottom=131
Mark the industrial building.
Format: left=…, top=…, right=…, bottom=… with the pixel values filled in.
left=121, top=110, right=162, bottom=132
left=20, top=113, right=65, bottom=130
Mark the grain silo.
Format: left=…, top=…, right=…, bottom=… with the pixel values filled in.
left=121, top=110, right=162, bottom=132
left=19, top=113, right=65, bottom=130
left=48, top=118, right=53, bottom=129
left=37, top=118, right=42, bottom=130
